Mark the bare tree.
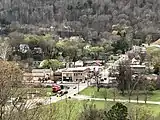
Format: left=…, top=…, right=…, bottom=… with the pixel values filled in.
left=79, top=102, right=104, bottom=120
left=0, top=60, right=44, bottom=120
left=0, top=40, right=12, bottom=61
left=117, top=60, right=132, bottom=96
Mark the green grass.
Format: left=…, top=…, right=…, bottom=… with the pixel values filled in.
left=80, top=87, right=160, bottom=101
left=39, top=99, right=160, bottom=120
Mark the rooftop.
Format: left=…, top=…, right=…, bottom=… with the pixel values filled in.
left=62, top=67, right=90, bottom=72
left=32, top=69, right=52, bottom=73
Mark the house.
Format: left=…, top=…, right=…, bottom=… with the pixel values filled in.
left=19, top=44, right=30, bottom=53
left=84, top=60, right=104, bottom=66
left=75, top=60, right=84, bottom=67
left=131, top=58, right=140, bottom=65
left=130, top=65, right=146, bottom=73
left=23, top=73, right=33, bottom=82
left=111, top=64, right=146, bottom=74
left=23, top=69, right=54, bottom=82
left=61, top=67, right=90, bottom=82
left=32, top=69, right=53, bottom=81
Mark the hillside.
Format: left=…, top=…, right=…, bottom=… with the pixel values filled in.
left=1, top=0, right=160, bottom=41
left=153, top=39, right=160, bottom=45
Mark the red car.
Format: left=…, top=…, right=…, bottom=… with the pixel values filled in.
left=52, top=84, right=61, bottom=92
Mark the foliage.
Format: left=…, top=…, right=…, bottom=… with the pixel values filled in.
left=0, top=61, right=28, bottom=120
left=79, top=103, right=104, bottom=120
left=147, top=46, right=160, bottom=64
left=112, top=39, right=129, bottom=54
left=153, top=62, right=160, bottom=75
left=87, top=46, right=104, bottom=59
left=117, top=60, right=132, bottom=95
left=1, top=0, right=160, bottom=43
left=128, top=106, right=155, bottom=120
left=40, top=59, right=64, bottom=71
left=104, top=102, right=128, bottom=120
left=146, top=46, right=160, bottom=74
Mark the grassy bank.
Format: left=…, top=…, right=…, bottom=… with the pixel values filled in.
left=80, top=87, right=160, bottom=101
left=38, top=99, right=160, bottom=120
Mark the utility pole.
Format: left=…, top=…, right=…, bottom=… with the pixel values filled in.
left=78, top=80, right=80, bottom=94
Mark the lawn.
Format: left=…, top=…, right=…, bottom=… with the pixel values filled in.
left=39, top=99, right=160, bottom=120
left=80, top=87, right=160, bottom=101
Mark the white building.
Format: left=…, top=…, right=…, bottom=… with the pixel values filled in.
left=23, top=69, right=53, bottom=82
left=75, top=60, right=84, bottom=67
left=130, top=65, right=146, bottom=73
left=131, top=58, right=140, bottom=65
left=61, top=67, right=90, bottom=82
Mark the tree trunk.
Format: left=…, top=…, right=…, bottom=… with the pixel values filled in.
left=144, top=92, right=147, bottom=104
left=136, top=90, right=139, bottom=104
left=128, top=93, right=131, bottom=103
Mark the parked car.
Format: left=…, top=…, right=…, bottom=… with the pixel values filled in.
left=73, top=86, right=77, bottom=89
left=57, top=90, right=68, bottom=96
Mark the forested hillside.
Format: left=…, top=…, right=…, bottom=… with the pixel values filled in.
left=1, top=0, right=160, bottom=41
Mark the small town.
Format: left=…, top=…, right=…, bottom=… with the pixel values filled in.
left=0, top=0, right=160, bottom=120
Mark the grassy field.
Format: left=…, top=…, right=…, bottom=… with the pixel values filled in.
left=39, top=99, right=160, bottom=120
left=80, top=87, right=160, bottom=101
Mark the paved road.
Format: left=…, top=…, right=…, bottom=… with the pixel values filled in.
left=5, top=83, right=88, bottom=111
left=99, top=54, right=127, bottom=84
left=41, top=83, right=88, bottom=105
left=72, top=95, right=160, bottom=105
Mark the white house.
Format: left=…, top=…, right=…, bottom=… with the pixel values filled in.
left=75, top=60, right=84, bottom=67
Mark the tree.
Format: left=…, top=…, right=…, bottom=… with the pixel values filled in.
left=88, top=46, right=104, bottom=59
left=56, top=39, right=78, bottom=62
left=117, top=60, right=132, bottom=96
left=0, top=61, right=40, bottom=120
left=145, top=34, right=152, bottom=46
left=79, top=103, right=104, bottom=120
left=112, top=39, right=129, bottom=54
left=153, top=62, right=160, bottom=75
left=0, top=39, right=12, bottom=60
left=39, top=59, right=64, bottom=71
left=104, top=102, right=128, bottom=120
left=128, top=106, right=155, bottom=120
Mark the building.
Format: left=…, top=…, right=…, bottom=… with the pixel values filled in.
left=32, top=69, right=53, bottom=81
left=84, top=60, right=104, bottom=66
left=23, top=69, right=53, bottom=82
left=131, top=58, right=140, bottom=65
left=75, top=60, right=84, bottom=67
left=130, top=65, right=146, bottom=73
left=61, top=67, right=90, bottom=82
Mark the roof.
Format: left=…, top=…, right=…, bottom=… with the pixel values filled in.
left=23, top=73, right=32, bottom=77
left=62, top=67, right=89, bottom=72
left=32, top=69, right=52, bottom=73
left=75, top=60, right=83, bottom=66
left=130, top=65, right=146, bottom=68
left=84, top=60, right=104, bottom=64
left=55, top=68, right=66, bottom=73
